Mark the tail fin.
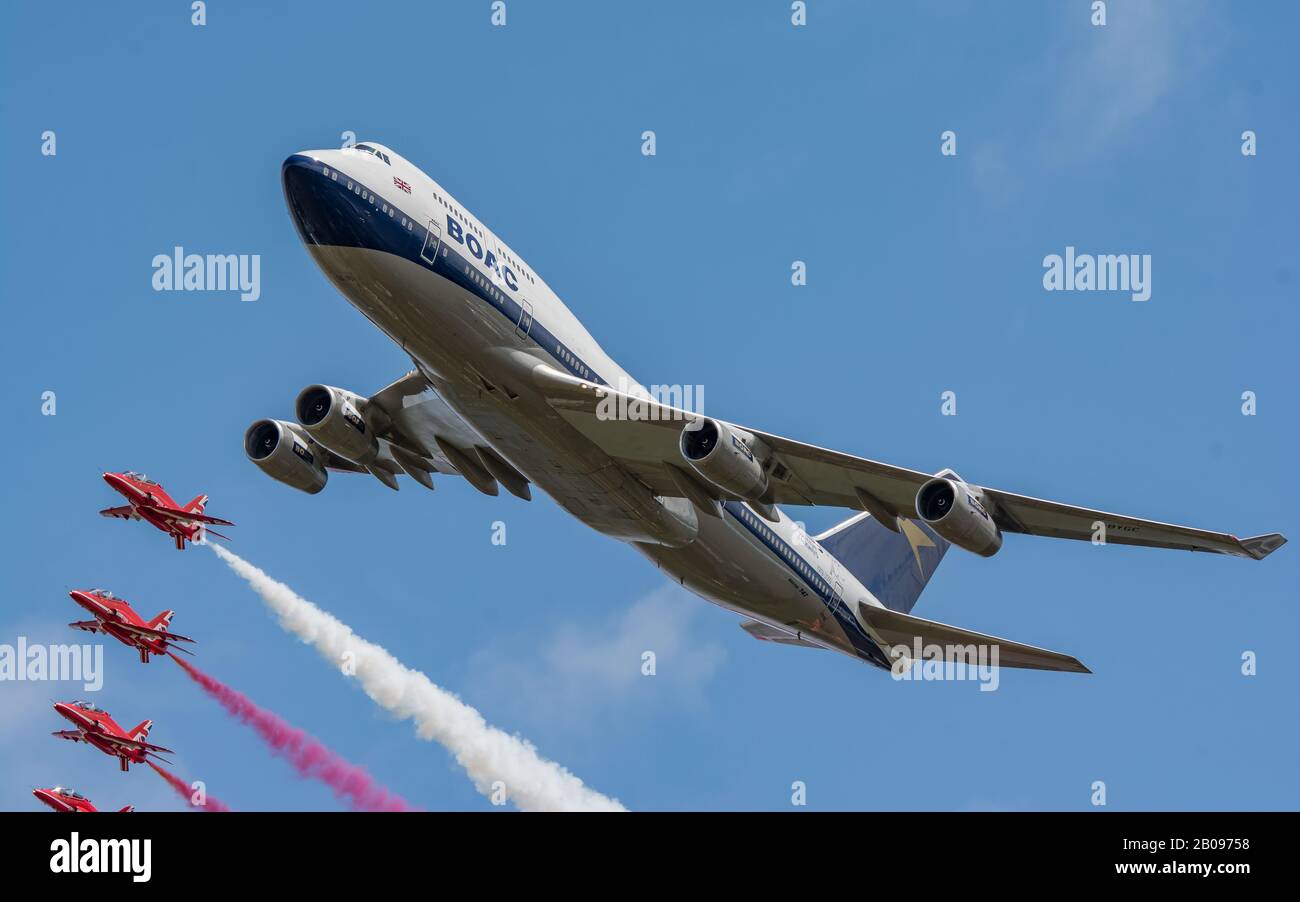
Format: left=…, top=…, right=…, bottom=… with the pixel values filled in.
left=147, top=610, right=175, bottom=632
left=183, top=494, right=208, bottom=514
left=128, top=720, right=152, bottom=742
left=816, top=513, right=948, bottom=614
left=118, top=805, right=136, bottom=813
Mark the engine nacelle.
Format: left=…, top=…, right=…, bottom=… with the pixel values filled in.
left=295, top=384, right=378, bottom=465
left=244, top=419, right=329, bottom=494
left=915, top=477, right=1002, bottom=557
left=679, top=418, right=769, bottom=501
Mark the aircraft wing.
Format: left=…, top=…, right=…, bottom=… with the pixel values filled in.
left=142, top=506, right=235, bottom=527
left=99, top=505, right=139, bottom=520
left=52, top=730, right=85, bottom=742
left=534, top=366, right=1285, bottom=560
left=113, top=622, right=196, bottom=644
left=96, top=733, right=174, bottom=755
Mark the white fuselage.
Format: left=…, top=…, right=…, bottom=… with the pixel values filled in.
left=281, top=143, right=890, bottom=667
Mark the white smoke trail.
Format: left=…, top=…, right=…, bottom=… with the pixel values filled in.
left=210, top=544, right=626, bottom=812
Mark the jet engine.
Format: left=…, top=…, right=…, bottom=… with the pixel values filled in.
left=295, top=384, right=378, bottom=465
left=915, top=476, right=1002, bottom=557
left=243, top=419, right=329, bottom=494
left=679, top=418, right=769, bottom=501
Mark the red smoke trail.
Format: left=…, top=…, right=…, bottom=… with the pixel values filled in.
left=146, top=760, right=231, bottom=812
left=170, top=655, right=416, bottom=811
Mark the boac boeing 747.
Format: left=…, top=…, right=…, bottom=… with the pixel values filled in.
left=242, top=141, right=1285, bottom=674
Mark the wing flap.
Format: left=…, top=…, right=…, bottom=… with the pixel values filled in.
left=739, top=620, right=824, bottom=649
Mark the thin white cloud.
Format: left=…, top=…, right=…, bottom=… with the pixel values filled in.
left=469, top=584, right=726, bottom=725
left=970, top=0, right=1216, bottom=200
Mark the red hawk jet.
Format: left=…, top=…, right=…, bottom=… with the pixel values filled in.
left=52, top=701, right=173, bottom=772
left=33, top=786, right=133, bottom=813
left=68, top=589, right=196, bottom=664
left=99, top=471, right=234, bottom=550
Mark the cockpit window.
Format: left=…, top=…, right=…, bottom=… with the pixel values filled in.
left=123, top=471, right=157, bottom=485
left=353, top=144, right=391, bottom=165
left=72, top=700, right=107, bottom=714
left=54, top=787, right=86, bottom=800
left=88, top=588, right=119, bottom=600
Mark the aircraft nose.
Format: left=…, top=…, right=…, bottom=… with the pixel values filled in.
left=103, top=472, right=126, bottom=491
left=282, top=150, right=373, bottom=251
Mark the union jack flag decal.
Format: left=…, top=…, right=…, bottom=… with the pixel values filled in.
left=393, top=177, right=412, bottom=194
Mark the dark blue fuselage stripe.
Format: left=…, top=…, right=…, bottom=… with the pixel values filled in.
left=722, top=501, right=887, bottom=666
left=282, top=155, right=606, bottom=387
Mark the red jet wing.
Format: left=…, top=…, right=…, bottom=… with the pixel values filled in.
left=140, top=505, right=235, bottom=527
left=111, top=622, right=196, bottom=645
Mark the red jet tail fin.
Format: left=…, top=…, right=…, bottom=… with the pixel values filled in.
left=183, top=494, right=209, bottom=514
left=148, top=610, right=176, bottom=631
left=118, top=805, right=135, bottom=813
left=128, top=720, right=153, bottom=742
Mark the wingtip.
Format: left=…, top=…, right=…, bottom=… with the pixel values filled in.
left=1240, top=533, right=1287, bottom=560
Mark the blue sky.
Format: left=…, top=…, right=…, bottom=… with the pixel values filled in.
left=1, top=1, right=1297, bottom=811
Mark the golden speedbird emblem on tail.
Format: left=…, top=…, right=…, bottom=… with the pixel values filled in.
left=898, top=518, right=937, bottom=576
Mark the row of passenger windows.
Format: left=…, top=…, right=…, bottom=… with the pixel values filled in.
left=463, top=263, right=511, bottom=308
left=321, top=161, right=537, bottom=288
left=736, top=506, right=830, bottom=598
left=322, top=166, right=419, bottom=234
left=430, top=188, right=537, bottom=287
left=552, top=341, right=591, bottom=379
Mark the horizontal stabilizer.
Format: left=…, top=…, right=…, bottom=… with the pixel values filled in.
left=858, top=603, right=1090, bottom=674
left=740, top=620, right=824, bottom=649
